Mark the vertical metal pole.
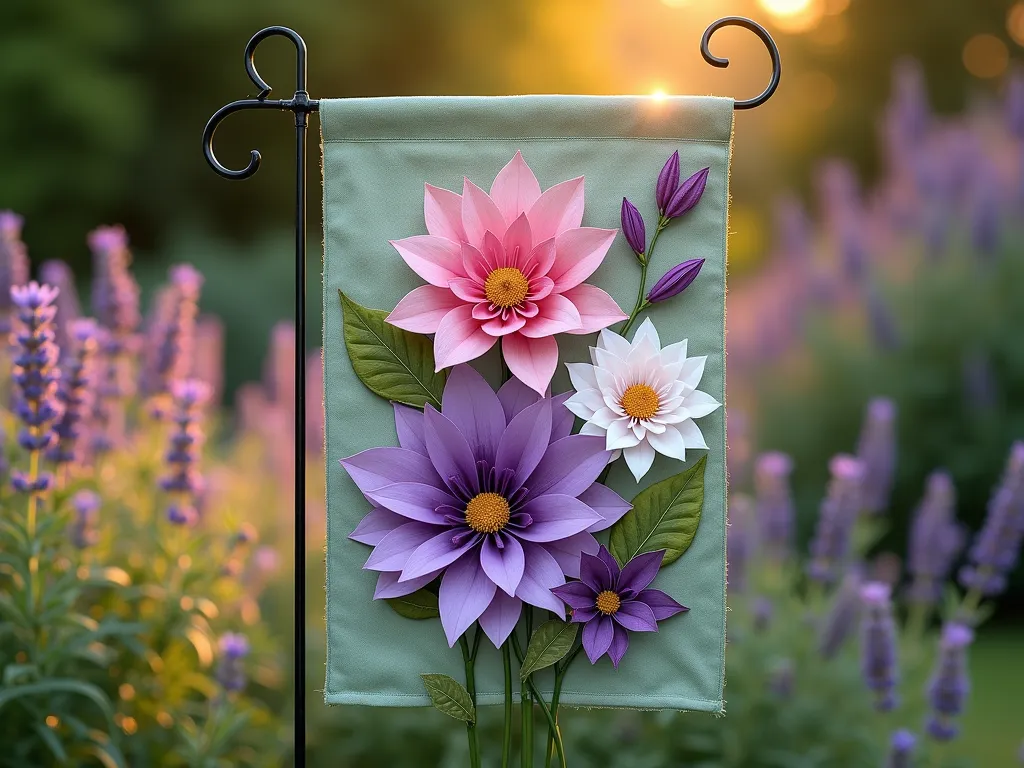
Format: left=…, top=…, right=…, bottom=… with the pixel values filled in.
left=294, top=98, right=308, bottom=764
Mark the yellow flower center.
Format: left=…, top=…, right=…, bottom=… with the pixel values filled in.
left=484, top=267, right=530, bottom=309
left=620, top=384, right=660, bottom=420
left=595, top=590, right=621, bottom=615
left=465, top=492, right=511, bottom=534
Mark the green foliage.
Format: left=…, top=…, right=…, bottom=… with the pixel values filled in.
left=519, top=620, right=576, bottom=680
left=385, top=589, right=440, bottom=620
left=608, top=455, right=706, bottom=567
left=420, top=674, right=476, bottom=724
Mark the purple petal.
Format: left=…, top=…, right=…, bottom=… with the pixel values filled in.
left=578, top=484, right=632, bottom=534
left=617, top=550, right=665, bottom=594
left=497, top=376, right=541, bottom=422
left=656, top=150, right=680, bottom=213
left=551, top=580, right=597, bottom=610
left=663, top=167, right=710, bottom=219
left=480, top=534, right=525, bottom=596
left=596, top=546, right=621, bottom=582
left=579, top=550, right=615, bottom=593
left=582, top=615, right=615, bottom=663
left=572, top=606, right=599, bottom=623
left=526, top=435, right=610, bottom=499
left=364, top=522, right=442, bottom=572
left=495, top=398, right=552, bottom=490
left=442, top=365, right=506, bottom=465
left=635, top=588, right=688, bottom=620
left=515, top=494, right=603, bottom=542
left=373, top=569, right=440, bottom=599
left=439, top=554, right=498, bottom=646
left=550, top=392, right=575, bottom=443
left=613, top=600, right=659, bottom=632
left=646, top=258, right=704, bottom=304
left=364, top=483, right=458, bottom=524
left=423, top=405, right=480, bottom=495
left=515, top=541, right=569, bottom=615
left=608, top=622, right=629, bottom=668
left=544, top=532, right=600, bottom=578
left=400, top=529, right=479, bottom=581
left=340, top=447, right=444, bottom=494
left=350, top=507, right=406, bottom=546
left=393, top=403, right=428, bottom=455
left=620, top=198, right=646, bottom=254
left=478, top=590, right=522, bottom=647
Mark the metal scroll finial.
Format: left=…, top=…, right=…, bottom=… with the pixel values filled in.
left=701, top=17, right=782, bottom=110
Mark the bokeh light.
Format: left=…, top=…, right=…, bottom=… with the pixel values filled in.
left=758, top=0, right=825, bottom=33
left=962, top=33, right=1010, bottom=79
left=1008, top=2, right=1024, bottom=47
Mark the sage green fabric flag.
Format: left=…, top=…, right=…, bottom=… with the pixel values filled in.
left=322, top=95, right=732, bottom=712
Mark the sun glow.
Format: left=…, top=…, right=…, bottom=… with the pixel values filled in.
left=758, top=0, right=824, bottom=33
left=651, top=89, right=668, bottom=102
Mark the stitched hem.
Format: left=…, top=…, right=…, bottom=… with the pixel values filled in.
left=324, top=689, right=724, bottom=713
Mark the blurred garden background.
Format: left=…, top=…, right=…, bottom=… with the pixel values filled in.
left=2, top=0, right=1024, bottom=765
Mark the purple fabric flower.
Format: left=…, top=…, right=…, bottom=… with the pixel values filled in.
left=855, top=398, right=896, bottom=515
left=216, top=632, right=250, bottom=692
left=808, top=455, right=865, bottom=585
left=819, top=569, right=862, bottom=659
left=646, top=259, right=705, bottom=304
left=859, top=581, right=899, bottom=712
left=344, top=367, right=630, bottom=647
left=959, top=441, right=1024, bottom=598
left=47, top=318, right=100, bottom=470
left=907, top=471, right=964, bottom=606
left=620, top=198, right=646, bottom=256
left=925, top=622, right=973, bottom=742
left=886, top=730, right=916, bottom=768
left=70, top=490, right=101, bottom=549
left=160, top=379, right=211, bottom=526
left=754, top=452, right=795, bottom=562
left=663, top=167, right=710, bottom=219
left=551, top=546, right=687, bottom=668
left=655, top=151, right=680, bottom=215
left=0, top=210, right=29, bottom=334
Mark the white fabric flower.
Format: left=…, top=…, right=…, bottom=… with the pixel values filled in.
left=564, top=317, right=721, bottom=482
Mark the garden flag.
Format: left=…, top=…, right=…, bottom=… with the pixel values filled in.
left=322, top=95, right=732, bottom=713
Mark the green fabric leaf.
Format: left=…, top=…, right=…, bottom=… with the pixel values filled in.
left=420, top=673, right=476, bottom=723
left=339, top=291, right=446, bottom=409
left=609, top=455, right=707, bottom=568
left=385, top=589, right=440, bottom=620
left=519, top=620, right=578, bottom=680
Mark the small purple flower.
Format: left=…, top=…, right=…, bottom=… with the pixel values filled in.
left=886, top=730, right=916, bottom=768
left=552, top=546, right=687, bottom=668
left=620, top=198, right=646, bottom=256
left=193, top=315, right=225, bottom=408
left=147, top=264, right=204, bottom=403
left=907, top=471, right=964, bottom=606
left=859, top=582, right=899, bottom=712
left=39, top=260, right=82, bottom=354
left=646, top=259, right=705, bottom=304
left=819, top=569, right=862, bottom=659
left=160, top=379, right=212, bottom=526
left=47, top=318, right=100, bottom=471
left=959, top=442, right=1024, bottom=598
left=70, top=490, right=101, bottom=549
left=0, top=210, right=29, bottom=334
left=753, top=596, right=773, bottom=633
left=925, top=622, right=973, bottom=742
left=655, top=151, right=680, bottom=214
left=808, top=455, right=865, bottom=586
left=856, top=398, right=896, bottom=515
left=767, top=658, right=795, bottom=698
left=216, top=632, right=250, bottom=692
left=663, top=167, right=710, bottom=219
left=754, top=452, right=795, bottom=562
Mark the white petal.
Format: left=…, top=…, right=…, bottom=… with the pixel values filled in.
left=627, top=334, right=660, bottom=370
left=647, top=423, right=687, bottom=461
left=566, top=362, right=598, bottom=392
left=632, top=317, right=661, bottom=349
left=580, top=421, right=607, bottom=437
left=597, top=328, right=632, bottom=359
left=566, top=388, right=604, bottom=414
left=682, top=389, right=721, bottom=419
left=676, top=418, right=709, bottom=450
left=603, top=392, right=625, bottom=414
left=593, top=346, right=631, bottom=380
left=590, top=407, right=619, bottom=429
left=679, top=356, right=708, bottom=392
left=623, top=441, right=656, bottom=482
left=606, top=418, right=641, bottom=450
left=564, top=398, right=597, bottom=420
left=661, top=339, right=688, bottom=365
left=593, top=366, right=620, bottom=395
left=631, top=421, right=647, bottom=440
left=644, top=420, right=666, bottom=434
left=651, top=360, right=684, bottom=390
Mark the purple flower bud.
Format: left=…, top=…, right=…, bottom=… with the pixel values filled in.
left=70, top=490, right=101, bottom=548
left=48, top=318, right=100, bottom=469
left=620, top=198, right=646, bottom=256
left=926, top=622, right=973, bottom=742
left=818, top=569, right=862, bottom=659
left=754, top=452, right=795, bottom=562
left=886, top=730, right=916, bottom=768
left=907, top=471, right=964, bottom=606
left=216, top=632, right=250, bottom=692
left=856, top=398, right=897, bottom=515
left=753, top=596, right=773, bottom=633
left=663, top=167, right=710, bottom=219
left=656, top=151, right=680, bottom=214
left=859, top=581, right=899, bottom=711
left=646, top=258, right=705, bottom=304
left=39, top=260, right=82, bottom=354
left=161, top=379, right=211, bottom=523
left=767, top=658, right=794, bottom=698
left=145, top=263, right=205, bottom=403
left=808, top=455, right=865, bottom=585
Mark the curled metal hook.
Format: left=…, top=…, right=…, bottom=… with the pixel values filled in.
left=202, top=25, right=319, bottom=180
left=701, top=17, right=781, bottom=111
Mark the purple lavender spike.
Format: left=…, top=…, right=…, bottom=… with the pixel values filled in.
left=856, top=398, right=897, bottom=515
left=47, top=318, right=100, bottom=473
left=859, top=582, right=899, bottom=712
left=885, top=730, right=917, bottom=768
left=925, top=622, right=973, bottom=742
left=160, top=379, right=212, bottom=526
left=70, top=490, right=101, bottom=549
left=0, top=211, right=29, bottom=335
left=754, top=452, right=795, bottom=563
left=907, top=471, right=964, bottom=607
left=808, top=455, right=866, bottom=586
left=39, top=260, right=82, bottom=354
left=216, top=632, right=250, bottom=692
left=727, top=494, right=753, bottom=593
left=146, top=264, right=204, bottom=406
left=819, top=569, right=863, bottom=659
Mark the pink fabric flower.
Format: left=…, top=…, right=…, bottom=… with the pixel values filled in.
left=386, top=151, right=627, bottom=395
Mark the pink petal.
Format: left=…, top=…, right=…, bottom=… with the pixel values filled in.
left=472, top=302, right=500, bottom=321
left=502, top=213, right=533, bottom=268
left=462, top=178, right=507, bottom=250
left=462, top=243, right=492, bottom=283
left=387, top=285, right=465, bottom=334
left=390, top=235, right=465, bottom=287
left=502, top=333, right=559, bottom=395
left=434, top=305, right=497, bottom=370
left=518, top=294, right=582, bottom=338
left=561, top=284, right=628, bottom=335
left=478, top=590, right=522, bottom=647
left=527, top=276, right=555, bottom=302
left=527, top=176, right=585, bottom=243
left=523, top=237, right=557, bottom=278
left=548, top=228, right=618, bottom=292
left=439, top=552, right=498, bottom=646
left=482, top=313, right=527, bottom=337
left=424, top=184, right=467, bottom=243
left=448, top=278, right=486, bottom=303
left=490, top=151, right=542, bottom=226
